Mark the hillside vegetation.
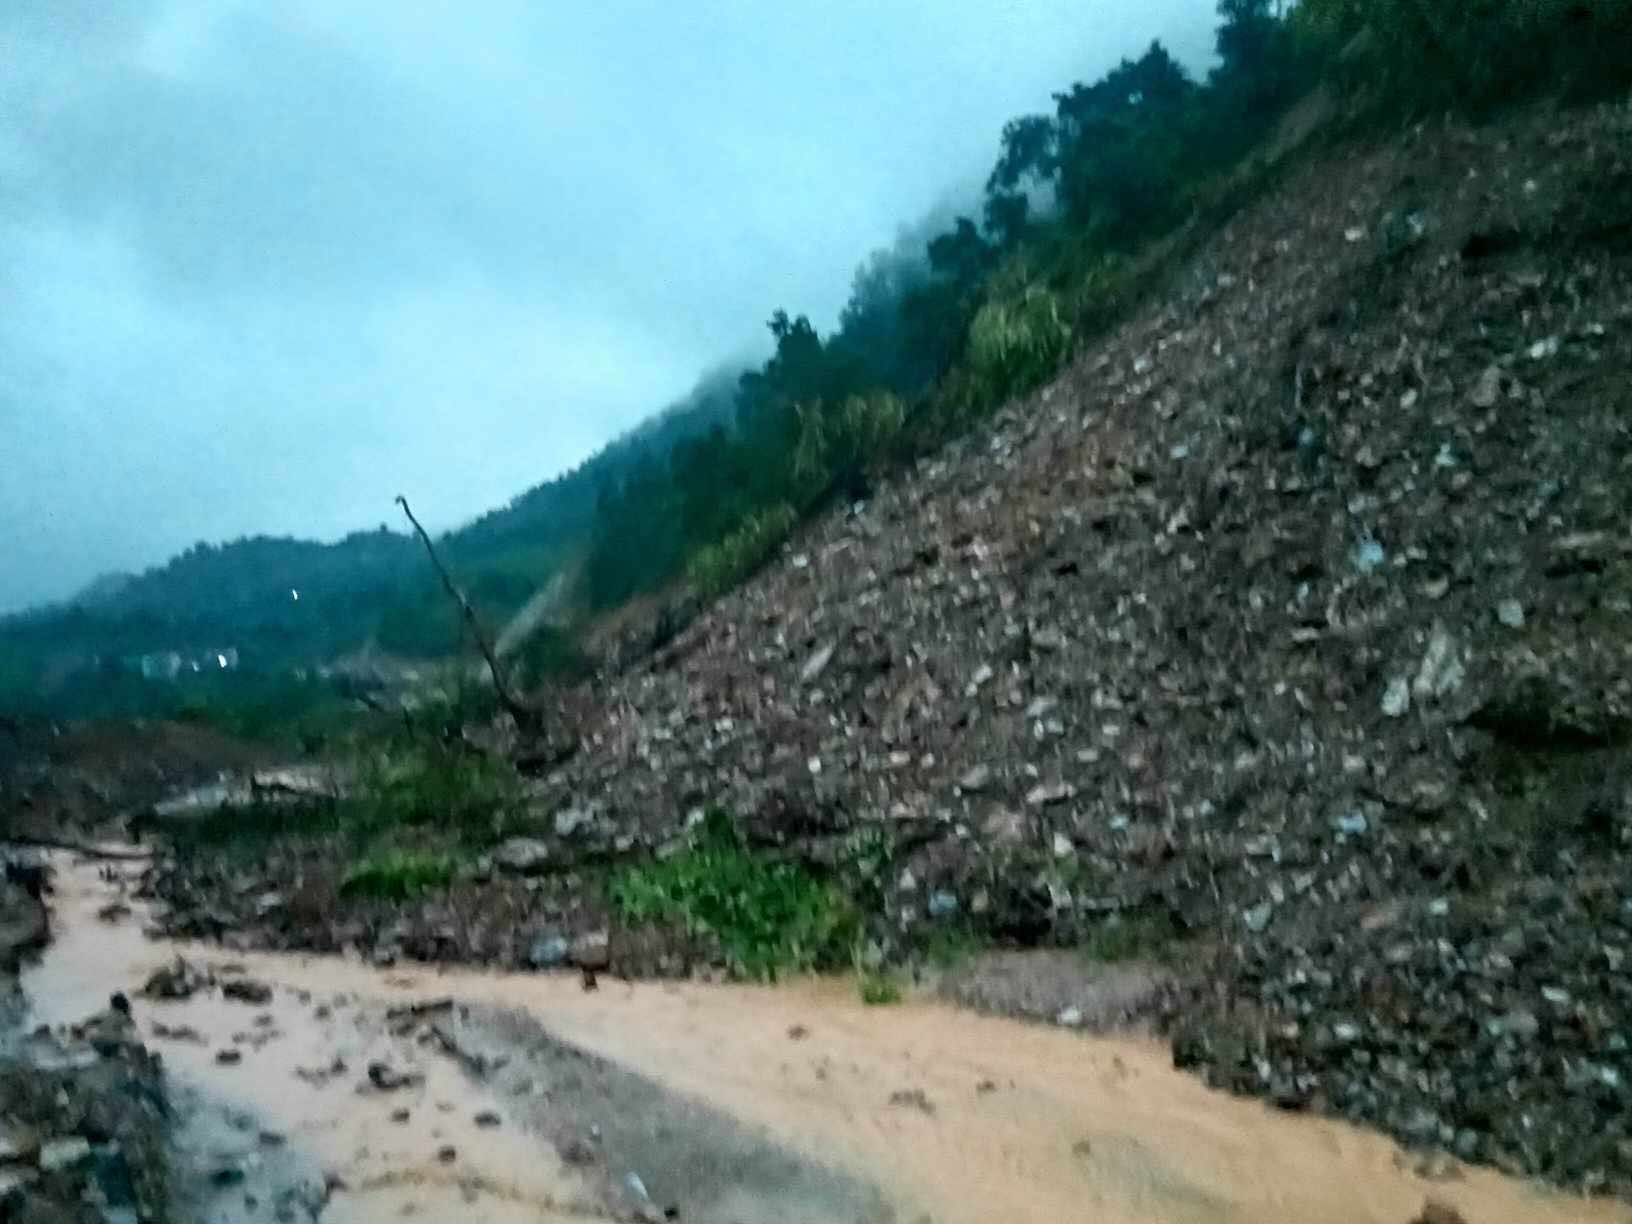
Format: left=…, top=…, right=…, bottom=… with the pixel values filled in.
left=6, top=0, right=1630, bottom=739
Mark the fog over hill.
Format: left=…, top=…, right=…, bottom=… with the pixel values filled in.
left=0, top=0, right=1210, bottom=613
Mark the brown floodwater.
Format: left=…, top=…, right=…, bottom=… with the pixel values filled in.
left=20, top=852, right=1632, bottom=1224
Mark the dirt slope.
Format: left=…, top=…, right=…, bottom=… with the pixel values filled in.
left=551, top=98, right=1632, bottom=1192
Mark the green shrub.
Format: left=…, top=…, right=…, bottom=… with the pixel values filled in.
left=340, top=850, right=455, bottom=900
left=610, top=810, right=857, bottom=980
left=858, top=971, right=903, bottom=1006
left=343, top=742, right=521, bottom=845
left=966, top=283, right=1072, bottom=407
left=685, top=503, right=798, bottom=599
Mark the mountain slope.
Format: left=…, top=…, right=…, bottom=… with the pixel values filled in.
left=527, top=99, right=1632, bottom=1188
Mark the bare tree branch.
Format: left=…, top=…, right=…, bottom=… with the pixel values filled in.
left=395, top=494, right=543, bottom=732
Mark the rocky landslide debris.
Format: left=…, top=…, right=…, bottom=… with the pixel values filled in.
left=148, top=101, right=1632, bottom=1198
left=0, top=1001, right=169, bottom=1223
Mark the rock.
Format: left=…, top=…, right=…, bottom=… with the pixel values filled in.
left=214, top=1048, right=242, bottom=1066
left=141, top=956, right=207, bottom=1000
left=887, top=1088, right=935, bottom=1114
left=220, top=978, right=272, bottom=1005
left=1494, top=598, right=1525, bottom=629
left=1381, top=677, right=1411, bottom=718
left=150, top=1023, right=204, bottom=1043
left=1411, top=624, right=1464, bottom=703
left=473, top=1111, right=501, bottom=1128
left=367, top=1061, right=422, bottom=1091
left=553, top=807, right=593, bottom=839
left=927, top=891, right=960, bottom=919
left=957, top=764, right=992, bottom=792
left=800, top=642, right=836, bottom=684
left=436, top=1145, right=457, bottom=1164
left=1027, top=782, right=1075, bottom=807
left=492, top=838, right=552, bottom=875
left=0, top=1123, right=40, bottom=1164
left=390, top=1108, right=410, bottom=1123
left=1056, top=1007, right=1085, bottom=1028
left=557, top=1135, right=599, bottom=1166
left=570, top=929, right=610, bottom=971
left=37, top=1137, right=92, bottom=1173
left=1333, top=809, right=1370, bottom=837
left=526, top=933, right=570, bottom=969
left=1243, top=902, right=1274, bottom=933
left=1409, top=1199, right=1469, bottom=1224
left=1469, top=364, right=1503, bottom=408
left=209, top=1163, right=246, bottom=1188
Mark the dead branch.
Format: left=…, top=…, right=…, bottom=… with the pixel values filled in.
left=395, top=494, right=543, bottom=733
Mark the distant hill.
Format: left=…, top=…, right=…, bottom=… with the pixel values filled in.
left=0, top=361, right=748, bottom=717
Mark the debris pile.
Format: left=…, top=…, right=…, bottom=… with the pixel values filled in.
left=151, top=101, right=1632, bottom=1194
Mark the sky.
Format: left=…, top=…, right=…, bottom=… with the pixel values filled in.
left=0, top=1, right=1213, bottom=613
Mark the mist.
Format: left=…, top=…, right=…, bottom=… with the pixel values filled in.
left=0, top=0, right=1213, bottom=612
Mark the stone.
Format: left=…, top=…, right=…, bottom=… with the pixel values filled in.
left=141, top=956, right=207, bottom=1000
left=221, top=977, right=272, bottom=1005
left=473, top=1111, right=501, bottom=1128
left=1469, top=365, right=1502, bottom=408
left=215, top=1048, right=242, bottom=1066
left=37, top=1137, right=92, bottom=1173
left=927, top=891, right=959, bottom=919
left=527, top=933, right=570, bottom=969
left=0, top=1168, right=38, bottom=1204
left=553, top=807, right=593, bottom=839
left=1027, top=782, right=1075, bottom=807
left=570, top=929, right=610, bottom=971
left=367, top=1061, right=422, bottom=1091
left=1411, top=624, right=1464, bottom=702
left=492, top=837, right=552, bottom=875
left=1495, top=598, right=1525, bottom=628
left=1243, top=902, right=1274, bottom=933
left=800, top=642, right=836, bottom=684
left=1382, top=677, right=1411, bottom=718
left=957, top=765, right=992, bottom=792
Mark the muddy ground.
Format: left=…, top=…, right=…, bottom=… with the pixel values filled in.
left=8, top=850, right=1626, bottom=1224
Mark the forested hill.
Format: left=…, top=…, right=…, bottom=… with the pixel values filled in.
left=6, top=0, right=1628, bottom=726
left=0, top=362, right=745, bottom=714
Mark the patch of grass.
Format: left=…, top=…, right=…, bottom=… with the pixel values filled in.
left=965, top=278, right=1072, bottom=407
left=339, top=850, right=455, bottom=901
left=610, top=810, right=857, bottom=980
left=858, top=971, right=903, bottom=1006
left=343, top=742, right=522, bottom=847
left=1078, top=911, right=1181, bottom=963
left=919, top=924, right=983, bottom=970
left=686, top=504, right=798, bottom=600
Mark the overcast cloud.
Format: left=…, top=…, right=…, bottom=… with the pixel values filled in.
left=0, top=0, right=1212, bottom=612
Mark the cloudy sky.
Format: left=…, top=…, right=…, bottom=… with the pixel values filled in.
left=0, top=1, right=1212, bottom=612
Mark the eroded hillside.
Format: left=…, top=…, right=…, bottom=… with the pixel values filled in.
left=152, top=99, right=1632, bottom=1194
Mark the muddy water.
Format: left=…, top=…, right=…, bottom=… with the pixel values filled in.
left=21, top=853, right=1632, bottom=1224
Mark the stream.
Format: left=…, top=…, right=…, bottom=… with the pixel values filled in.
left=14, top=850, right=1630, bottom=1224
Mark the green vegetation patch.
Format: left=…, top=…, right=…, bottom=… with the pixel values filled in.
left=339, top=850, right=455, bottom=901
left=343, top=741, right=522, bottom=846
left=685, top=503, right=798, bottom=599
left=610, top=811, right=857, bottom=980
left=1078, top=911, right=1183, bottom=964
